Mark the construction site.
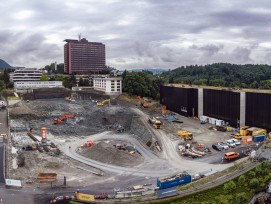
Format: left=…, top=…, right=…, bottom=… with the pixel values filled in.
left=6, top=88, right=271, bottom=202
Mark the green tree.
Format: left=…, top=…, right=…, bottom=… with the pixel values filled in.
left=3, top=69, right=9, bottom=85
left=249, top=178, right=259, bottom=188
left=235, top=192, right=248, bottom=204
left=40, top=72, right=49, bottom=81
left=248, top=171, right=256, bottom=179
left=223, top=181, right=236, bottom=193
left=238, top=175, right=246, bottom=185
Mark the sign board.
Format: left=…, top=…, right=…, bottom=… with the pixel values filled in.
left=157, top=186, right=177, bottom=199
left=5, top=179, right=22, bottom=187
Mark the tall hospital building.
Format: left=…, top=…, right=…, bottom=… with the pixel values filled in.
left=64, top=38, right=105, bottom=74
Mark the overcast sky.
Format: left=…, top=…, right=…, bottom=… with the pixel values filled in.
left=1, top=0, right=271, bottom=70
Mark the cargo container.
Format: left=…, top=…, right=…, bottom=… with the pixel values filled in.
left=157, top=172, right=192, bottom=190
left=242, top=136, right=253, bottom=145
left=253, top=135, right=266, bottom=143
left=215, top=119, right=225, bottom=127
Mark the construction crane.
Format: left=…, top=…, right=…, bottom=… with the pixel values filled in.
left=137, top=96, right=149, bottom=108
left=53, top=113, right=76, bottom=124
left=97, top=99, right=110, bottom=106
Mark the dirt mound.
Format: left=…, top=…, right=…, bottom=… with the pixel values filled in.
left=80, top=142, right=144, bottom=167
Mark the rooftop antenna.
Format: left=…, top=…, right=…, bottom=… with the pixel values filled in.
left=78, top=33, right=81, bottom=41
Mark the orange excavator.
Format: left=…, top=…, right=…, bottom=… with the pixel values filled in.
left=53, top=113, right=76, bottom=124
left=137, top=96, right=149, bottom=108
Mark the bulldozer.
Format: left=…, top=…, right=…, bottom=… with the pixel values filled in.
left=53, top=113, right=76, bottom=124
left=97, top=99, right=110, bottom=106
left=178, top=130, right=193, bottom=140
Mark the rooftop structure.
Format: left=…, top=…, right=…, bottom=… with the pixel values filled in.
left=64, top=38, right=105, bottom=74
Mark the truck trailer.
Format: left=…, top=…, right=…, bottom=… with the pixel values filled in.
left=157, top=172, right=192, bottom=190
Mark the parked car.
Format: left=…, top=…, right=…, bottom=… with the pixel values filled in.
left=212, top=144, right=222, bottom=151
left=226, top=139, right=236, bottom=148
left=224, top=152, right=240, bottom=160
left=232, top=138, right=241, bottom=145
left=218, top=142, right=229, bottom=150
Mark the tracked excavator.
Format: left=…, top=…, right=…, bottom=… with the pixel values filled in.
left=53, top=113, right=76, bottom=124
left=97, top=99, right=110, bottom=106
left=137, top=96, right=149, bottom=108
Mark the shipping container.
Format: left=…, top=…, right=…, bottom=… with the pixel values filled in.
left=75, top=193, right=95, bottom=202
left=253, top=135, right=266, bottom=142
left=242, top=136, right=253, bottom=145
left=216, top=119, right=225, bottom=127
left=157, top=173, right=192, bottom=190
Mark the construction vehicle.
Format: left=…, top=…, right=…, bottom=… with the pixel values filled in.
left=162, top=105, right=167, bottom=115
left=178, top=130, right=193, bottom=140
left=80, top=140, right=95, bottom=148
left=148, top=117, right=162, bottom=129
left=65, top=96, right=75, bottom=102
left=97, top=99, right=110, bottom=106
left=137, top=96, right=149, bottom=108
left=53, top=113, right=76, bottom=124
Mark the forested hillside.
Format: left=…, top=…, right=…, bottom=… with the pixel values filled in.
left=161, top=63, right=271, bottom=89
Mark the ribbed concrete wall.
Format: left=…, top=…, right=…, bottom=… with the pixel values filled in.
left=240, top=92, right=246, bottom=127
left=198, top=88, right=203, bottom=117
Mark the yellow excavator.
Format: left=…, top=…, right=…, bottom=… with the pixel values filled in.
left=178, top=130, right=193, bottom=140
left=97, top=99, right=110, bottom=106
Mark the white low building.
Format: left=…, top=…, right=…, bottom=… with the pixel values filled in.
left=10, top=68, right=43, bottom=82
left=14, top=81, right=63, bottom=89
left=93, top=76, right=122, bottom=95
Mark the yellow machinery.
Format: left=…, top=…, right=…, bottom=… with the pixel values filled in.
left=148, top=117, right=162, bottom=129
left=178, top=130, right=193, bottom=140
left=97, top=99, right=110, bottom=106
left=240, top=126, right=250, bottom=136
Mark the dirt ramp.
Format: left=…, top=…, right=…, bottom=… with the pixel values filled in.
left=79, top=141, right=144, bottom=167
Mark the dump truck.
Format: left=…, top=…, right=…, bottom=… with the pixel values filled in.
left=148, top=117, right=162, bottom=129
left=97, top=99, right=110, bottom=106
left=178, top=130, right=193, bottom=140
left=53, top=113, right=76, bottom=124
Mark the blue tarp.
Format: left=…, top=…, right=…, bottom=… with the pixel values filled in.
left=169, top=115, right=178, bottom=121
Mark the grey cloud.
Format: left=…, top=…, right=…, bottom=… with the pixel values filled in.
left=0, top=0, right=271, bottom=68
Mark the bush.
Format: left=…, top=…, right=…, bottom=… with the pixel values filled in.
left=235, top=192, right=248, bottom=204
left=255, top=165, right=262, bottom=175
left=223, top=181, right=236, bottom=193
left=249, top=178, right=259, bottom=188
left=238, top=175, right=246, bottom=185
left=248, top=171, right=256, bottom=178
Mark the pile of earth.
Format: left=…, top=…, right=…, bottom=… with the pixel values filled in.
left=79, top=141, right=144, bottom=167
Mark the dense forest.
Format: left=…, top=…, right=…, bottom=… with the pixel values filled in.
left=161, top=63, right=271, bottom=89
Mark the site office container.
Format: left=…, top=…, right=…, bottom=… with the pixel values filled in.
left=242, top=136, right=253, bottom=145
left=157, top=174, right=192, bottom=190
left=253, top=135, right=267, bottom=142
